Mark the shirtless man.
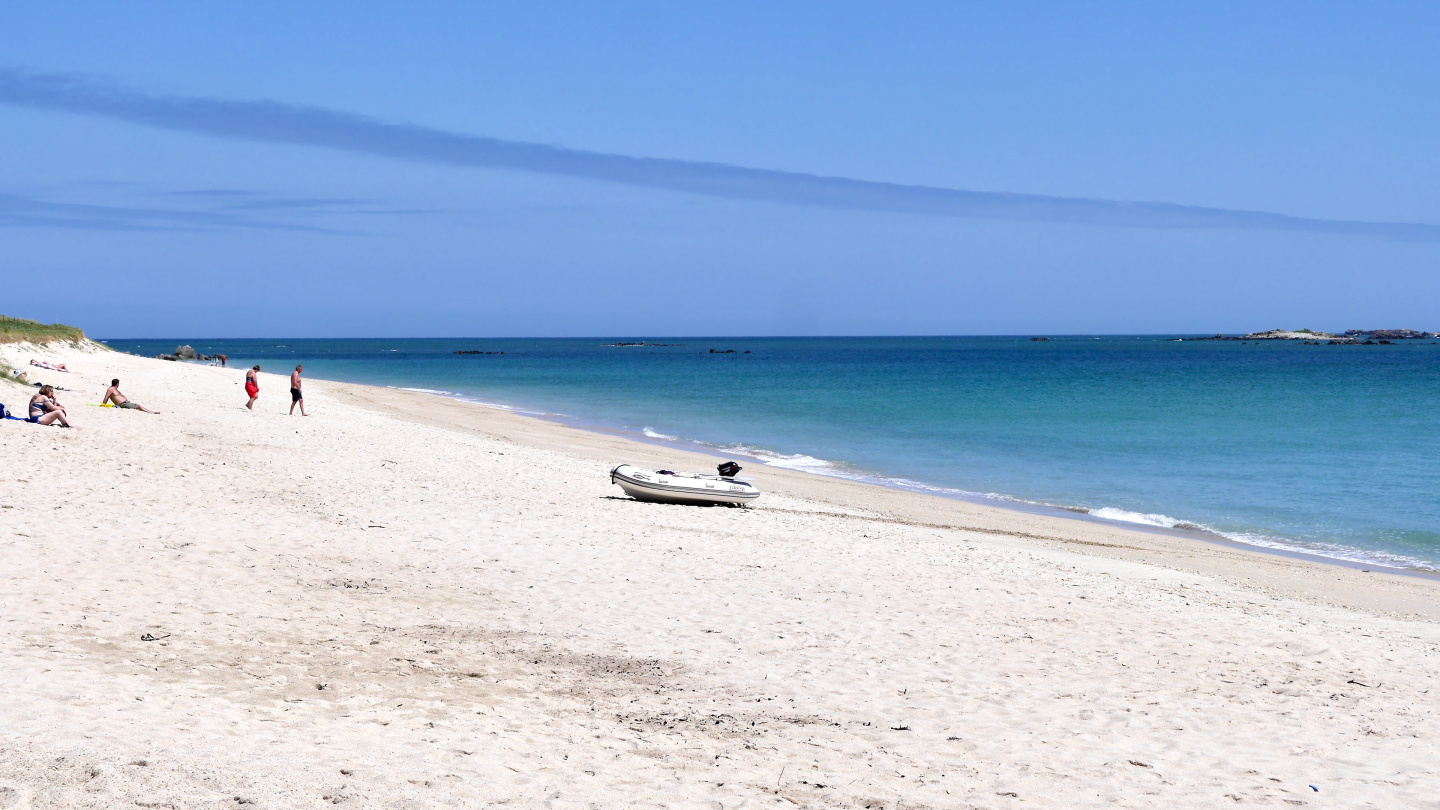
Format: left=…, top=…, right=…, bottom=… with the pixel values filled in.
left=102, top=378, right=160, bottom=414
left=289, top=365, right=308, bottom=416
left=28, top=385, right=77, bottom=428
left=245, top=365, right=260, bottom=410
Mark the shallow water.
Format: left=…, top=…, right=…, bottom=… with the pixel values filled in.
left=104, top=336, right=1440, bottom=570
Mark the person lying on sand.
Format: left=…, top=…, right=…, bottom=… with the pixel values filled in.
left=102, top=378, right=160, bottom=414
left=30, top=359, right=68, bottom=372
left=28, top=385, right=78, bottom=428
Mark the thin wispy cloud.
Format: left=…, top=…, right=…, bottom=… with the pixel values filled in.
left=158, top=189, right=262, bottom=198
left=152, top=189, right=421, bottom=215
left=2, top=67, right=1436, bottom=240
left=0, top=190, right=358, bottom=233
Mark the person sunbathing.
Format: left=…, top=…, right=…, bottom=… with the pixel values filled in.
left=29, top=359, right=68, bottom=372
left=102, top=378, right=160, bottom=414
left=28, top=386, right=78, bottom=428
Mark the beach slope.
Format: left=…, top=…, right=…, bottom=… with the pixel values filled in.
left=1, top=342, right=1437, bottom=807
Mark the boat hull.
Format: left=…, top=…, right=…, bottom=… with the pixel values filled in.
left=611, top=464, right=760, bottom=505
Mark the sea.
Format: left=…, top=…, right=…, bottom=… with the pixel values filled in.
left=102, top=336, right=1440, bottom=572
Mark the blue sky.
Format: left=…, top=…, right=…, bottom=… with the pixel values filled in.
left=3, top=2, right=1438, bottom=337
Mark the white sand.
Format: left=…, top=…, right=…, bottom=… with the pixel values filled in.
left=2, top=341, right=1437, bottom=808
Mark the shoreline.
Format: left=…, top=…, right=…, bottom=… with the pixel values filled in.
left=382, top=381, right=1440, bottom=580
left=331, top=376, right=1440, bottom=620
left=43, top=339, right=1440, bottom=579
left=93, top=331, right=1440, bottom=580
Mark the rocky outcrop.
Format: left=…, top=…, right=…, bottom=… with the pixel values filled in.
left=156, top=345, right=221, bottom=362
left=1188, top=328, right=1436, bottom=344
left=602, top=341, right=683, bottom=347
left=1243, top=329, right=1342, bottom=341
left=1343, top=329, right=1436, bottom=340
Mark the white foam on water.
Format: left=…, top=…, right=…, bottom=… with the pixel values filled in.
left=1089, top=507, right=1186, bottom=528
left=1211, top=531, right=1439, bottom=572
left=713, top=443, right=1040, bottom=505
left=456, top=396, right=513, bottom=410
left=642, top=427, right=678, bottom=441
left=1084, top=506, right=1440, bottom=572
left=751, top=452, right=840, bottom=474
left=394, top=386, right=455, bottom=396
left=720, top=444, right=860, bottom=477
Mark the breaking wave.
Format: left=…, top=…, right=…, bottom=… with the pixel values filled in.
left=1077, top=507, right=1439, bottom=571
left=1088, top=507, right=1196, bottom=529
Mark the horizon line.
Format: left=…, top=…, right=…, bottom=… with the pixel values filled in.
left=93, top=331, right=1437, bottom=341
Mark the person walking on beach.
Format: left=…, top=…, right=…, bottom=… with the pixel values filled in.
left=289, top=365, right=307, bottom=416
left=245, top=365, right=261, bottom=410
left=102, top=378, right=160, bottom=414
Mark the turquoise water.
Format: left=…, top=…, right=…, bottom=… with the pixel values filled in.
left=104, top=336, right=1440, bottom=570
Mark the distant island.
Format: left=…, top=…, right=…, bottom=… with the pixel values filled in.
left=602, top=341, right=683, bottom=347
left=1188, top=328, right=1437, bottom=344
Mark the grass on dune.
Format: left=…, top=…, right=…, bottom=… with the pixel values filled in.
left=0, top=315, right=92, bottom=391
left=0, top=316, right=87, bottom=345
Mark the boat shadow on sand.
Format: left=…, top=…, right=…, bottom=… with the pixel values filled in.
left=601, top=495, right=752, bottom=509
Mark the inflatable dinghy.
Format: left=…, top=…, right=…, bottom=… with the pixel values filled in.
left=611, top=461, right=760, bottom=506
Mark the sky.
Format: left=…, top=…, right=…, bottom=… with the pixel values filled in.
left=2, top=2, right=1439, bottom=337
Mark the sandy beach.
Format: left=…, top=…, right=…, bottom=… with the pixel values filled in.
left=2, top=339, right=1437, bottom=808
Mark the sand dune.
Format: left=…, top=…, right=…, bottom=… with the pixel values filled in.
left=1, top=341, right=1437, bottom=808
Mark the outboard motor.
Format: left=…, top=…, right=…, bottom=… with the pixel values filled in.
left=717, top=461, right=742, bottom=478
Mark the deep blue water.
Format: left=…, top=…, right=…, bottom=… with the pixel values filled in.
left=102, top=336, right=1440, bottom=570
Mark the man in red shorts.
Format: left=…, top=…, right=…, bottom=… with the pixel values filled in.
left=245, top=365, right=261, bottom=410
